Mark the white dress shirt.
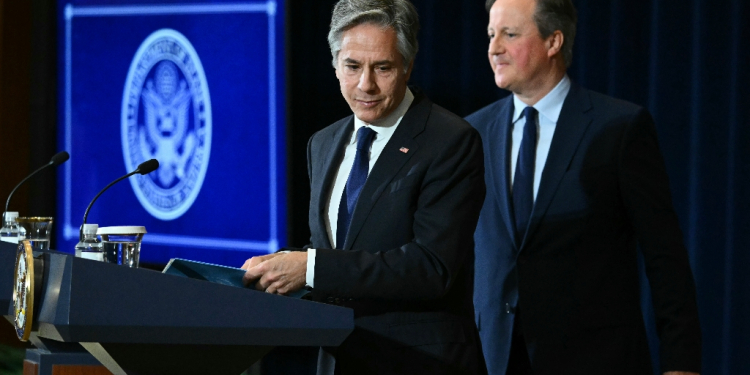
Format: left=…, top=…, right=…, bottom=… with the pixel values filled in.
left=510, top=75, right=571, bottom=200
left=306, top=88, right=415, bottom=287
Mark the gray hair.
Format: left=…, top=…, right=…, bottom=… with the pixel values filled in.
left=328, top=0, right=420, bottom=72
left=485, top=0, right=577, bottom=68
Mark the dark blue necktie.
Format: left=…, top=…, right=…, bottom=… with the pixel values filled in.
left=336, top=126, right=377, bottom=249
left=512, top=106, right=538, bottom=246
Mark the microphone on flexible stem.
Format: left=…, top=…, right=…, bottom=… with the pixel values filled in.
left=79, top=159, right=159, bottom=241
left=4, top=151, right=70, bottom=216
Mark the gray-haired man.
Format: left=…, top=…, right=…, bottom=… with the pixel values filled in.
left=242, top=0, right=487, bottom=374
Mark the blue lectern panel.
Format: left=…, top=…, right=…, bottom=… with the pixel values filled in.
left=57, top=1, right=286, bottom=266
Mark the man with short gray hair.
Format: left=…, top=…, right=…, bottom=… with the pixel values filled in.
left=243, top=0, right=487, bottom=374
left=468, top=0, right=701, bottom=374
left=327, top=0, right=419, bottom=71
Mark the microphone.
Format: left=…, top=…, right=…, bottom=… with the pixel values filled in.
left=5, top=151, right=70, bottom=212
left=81, top=159, right=160, bottom=233
left=135, top=159, right=159, bottom=175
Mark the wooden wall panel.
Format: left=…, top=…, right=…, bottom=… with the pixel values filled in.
left=52, top=364, right=113, bottom=375
left=23, top=360, right=39, bottom=375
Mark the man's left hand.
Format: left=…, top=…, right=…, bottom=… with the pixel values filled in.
left=241, top=251, right=307, bottom=295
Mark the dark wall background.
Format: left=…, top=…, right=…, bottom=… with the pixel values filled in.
left=0, top=0, right=58, bottom=225
left=0, top=0, right=55, bottom=360
left=0, top=0, right=747, bottom=373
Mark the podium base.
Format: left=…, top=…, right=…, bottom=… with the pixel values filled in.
left=23, top=348, right=111, bottom=375
left=82, top=342, right=272, bottom=375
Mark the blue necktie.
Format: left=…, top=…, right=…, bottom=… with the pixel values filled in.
left=336, top=126, right=377, bottom=249
left=512, top=107, right=537, bottom=246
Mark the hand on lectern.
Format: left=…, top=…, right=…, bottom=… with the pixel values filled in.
left=241, top=252, right=283, bottom=270
left=241, top=251, right=307, bottom=295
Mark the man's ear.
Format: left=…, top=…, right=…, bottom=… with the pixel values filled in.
left=546, top=30, right=564, bottom=58
left=405, top=59, right=415, bottom=81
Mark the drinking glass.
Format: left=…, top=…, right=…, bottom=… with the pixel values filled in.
left=16, top=217, right=53, bottom=250
left=97, top=226, right=146, bottom=268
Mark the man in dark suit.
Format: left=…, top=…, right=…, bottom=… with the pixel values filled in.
left=467, top=0, right=701, bottom=374
left=242, top=1, right=486, bottom=374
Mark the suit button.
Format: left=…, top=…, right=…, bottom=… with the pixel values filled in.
left=326, top=297, right=334, bottom=303
left=335, top=298, right=342, bottom=304
left=505, top=303, right=515, bottom=314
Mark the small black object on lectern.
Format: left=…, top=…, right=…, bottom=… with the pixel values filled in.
left=0, top=241, right=14, bottom=318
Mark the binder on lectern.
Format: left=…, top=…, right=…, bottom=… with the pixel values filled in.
left=162, top=257, right=311, bottom=299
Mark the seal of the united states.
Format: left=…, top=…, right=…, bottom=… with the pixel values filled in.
left=121, top=29, right=212, bottom=220
left=13, top=241, right=34, bottom=341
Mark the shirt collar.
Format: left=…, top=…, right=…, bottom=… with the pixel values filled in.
left=512, top=75, right=571, bottom=124
left=352, top=88, right=414, bottom=144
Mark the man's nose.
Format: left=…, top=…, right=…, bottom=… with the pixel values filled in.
left=488, top=37, right=504, bottom=55
left=358, top=68, right=377, bottom=92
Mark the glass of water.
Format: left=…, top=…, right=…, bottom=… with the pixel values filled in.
left=16, top=217, right=53, bottom=250
left=97, top=226, right=147, bottom=268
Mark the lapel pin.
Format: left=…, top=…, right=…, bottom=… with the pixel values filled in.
left=399, top=147, right=409, bottom=154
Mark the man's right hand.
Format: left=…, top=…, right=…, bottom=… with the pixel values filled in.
left=241, top=251, right=307, bottom=295
left=241, top=253, right=283, bottom=273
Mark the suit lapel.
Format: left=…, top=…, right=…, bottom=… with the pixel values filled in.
left=342, top=93, right=427, bottom=250
left=313, top=117, right=353, bottom=250
left=521, top=84, right=593, bottom=248
left=486, top=97, right=518, bottom=249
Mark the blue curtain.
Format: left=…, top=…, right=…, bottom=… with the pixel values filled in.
left=286, top=1, right=750, bottom=373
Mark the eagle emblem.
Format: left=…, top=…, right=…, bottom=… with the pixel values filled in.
left=121, top=29, right=212, bottom=221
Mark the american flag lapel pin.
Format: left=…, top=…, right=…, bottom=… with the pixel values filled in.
left=399, top=147, right=409, bottom=154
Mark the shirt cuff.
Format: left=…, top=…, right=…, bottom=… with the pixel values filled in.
left=306, top=248, right=316, bottom=288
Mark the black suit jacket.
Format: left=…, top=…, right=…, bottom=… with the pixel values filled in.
left=306, top=90, right=486, bottom=375
left=467, top=83, right=701, bottom=375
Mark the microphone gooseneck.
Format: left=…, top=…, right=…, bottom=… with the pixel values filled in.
left=81, top=159, right=159, bottom=233
left=5, top=151, right=70, bottom=212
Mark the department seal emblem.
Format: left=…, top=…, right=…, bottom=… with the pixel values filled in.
left=13, top=241, right=34, bottom=341
left=121, top=29, right=212, bottom=220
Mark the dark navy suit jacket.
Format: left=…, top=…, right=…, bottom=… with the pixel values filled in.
left=466, top=83, right=701, bottom=375
left=307, top=90, right=486, bottom=375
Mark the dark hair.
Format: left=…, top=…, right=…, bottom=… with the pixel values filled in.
left=328, top=0, right=420, bottom=72
left=485, top=0, right=577, bottom=67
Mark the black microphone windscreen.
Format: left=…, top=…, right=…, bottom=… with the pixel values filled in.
left=137, top=159, right=159, bottom=175
left=50, top=151, right=70, bottom=166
